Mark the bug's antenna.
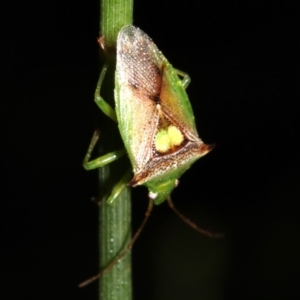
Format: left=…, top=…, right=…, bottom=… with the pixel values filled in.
left=79, top=199, right=154, bottom=288
left=167, top=197, right=224, bottom=238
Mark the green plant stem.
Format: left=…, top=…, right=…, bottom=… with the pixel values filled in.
left=101, top=0, right=133, bottom=50
left=98, top=0, right=133, bottom=299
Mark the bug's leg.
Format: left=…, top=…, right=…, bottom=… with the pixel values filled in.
left=83, top=130, right=126, bottom=171
left=174, top=68, right=191, bottom=89
left=106, top=168, right=132, bottom=205
left=79, top=198, right=154, bottom=288
left=94, top=63, right=118, bottom=122
left=167, top=197, right=224, bottom=238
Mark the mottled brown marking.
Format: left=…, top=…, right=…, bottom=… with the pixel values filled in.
left=129, top=79, right=139, bottom=90
left=149, top=94, right=160, bottom=103
left=154, top=64, right=162, bottom=76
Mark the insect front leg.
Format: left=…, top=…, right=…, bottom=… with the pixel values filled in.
left=84, top=62, right=125, bottom=171
left=83, top=130, right=126, bottom=171
left=94, top=63, right=118, bottom=122
left=174, top=68, right=191, bottom=89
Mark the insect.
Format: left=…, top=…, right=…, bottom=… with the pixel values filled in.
left=80, top=25, right=219, bottom=287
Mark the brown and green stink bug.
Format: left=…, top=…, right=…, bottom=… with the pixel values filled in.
left=81, top=25, right=219, bottom=286
left=115, top=25, right=214, bottom=205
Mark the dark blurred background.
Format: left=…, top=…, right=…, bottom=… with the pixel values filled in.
left=1, top=1, right=300, bottom=299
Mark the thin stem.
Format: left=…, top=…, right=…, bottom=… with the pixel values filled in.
left=79, top=199, right=153, bottom=288
left=101, top=0, right=133, bottom=50
left=98, top=0, right=133, bottom=300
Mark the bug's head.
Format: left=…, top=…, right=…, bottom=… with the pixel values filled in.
left=147, top=179, right=178, bottom=205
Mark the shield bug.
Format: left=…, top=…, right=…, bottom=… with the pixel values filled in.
left=114, top=25, right=214, bottom=205
left=81, top=25, right=219, bottom=286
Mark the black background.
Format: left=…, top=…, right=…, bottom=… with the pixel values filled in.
left=1, top=1, right=300, bottom=299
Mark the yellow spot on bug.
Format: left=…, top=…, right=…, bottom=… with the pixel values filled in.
left=155, top=125, right=184, bottom=153
left=168, top=125, right=183, bottom=146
